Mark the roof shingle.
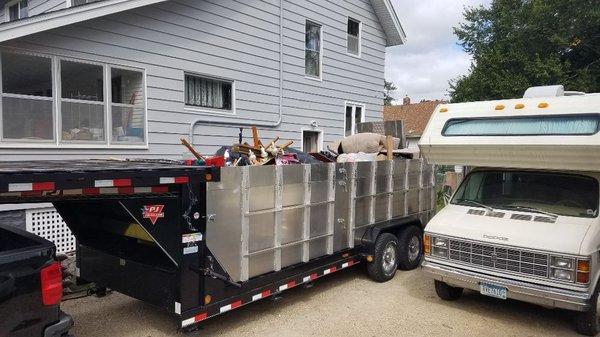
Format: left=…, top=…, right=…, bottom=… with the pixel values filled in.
left=383, top=100, right=444, bottom=137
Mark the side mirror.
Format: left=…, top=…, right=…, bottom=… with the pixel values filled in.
left=442, top=186, right=453, bottom=205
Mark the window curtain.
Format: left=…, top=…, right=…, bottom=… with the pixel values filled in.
left=187, top=77, right=225, bottom=109
left=444, top=116, right=599, bottom=136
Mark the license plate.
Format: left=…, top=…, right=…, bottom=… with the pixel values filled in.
left=480, top=283, right=507, bottom=300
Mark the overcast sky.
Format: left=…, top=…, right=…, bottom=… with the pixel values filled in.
left=386, top=0, right=492, bottom=103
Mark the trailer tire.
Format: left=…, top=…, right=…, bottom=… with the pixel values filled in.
left=396, top=225, right=423, bottom=270
left=367, top=233, right=399, bottom=282
left=434, top=280, right=463, bottom=301
left=576, top=287, right=599, bottom=336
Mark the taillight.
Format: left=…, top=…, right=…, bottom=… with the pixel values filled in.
left=40, top=262, right=63, bottom=306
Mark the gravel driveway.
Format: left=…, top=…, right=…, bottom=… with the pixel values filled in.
left=62, top=266, right=580, bottom=336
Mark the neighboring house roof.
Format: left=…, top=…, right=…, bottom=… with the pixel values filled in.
left=0, top=0, right=407, bottom=46
left=383, top=100, right=444, bottom=138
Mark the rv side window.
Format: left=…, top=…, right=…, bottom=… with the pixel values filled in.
left=443, top=115, right=600, bottom=136
left=452, top=171, right=599, bottom=218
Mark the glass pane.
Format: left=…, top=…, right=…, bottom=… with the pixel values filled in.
left=184, top=75, right=232, bottom=110
left=19, top=0, right=27, bottom=18
left=443, top=115, right=599, bottom=136
left=347, top=19, right=359, bottom=37
left=61, top=101, right=105, bottom=141
left=452, top=171, right=599, bottom=218
left=303, top=131, right=319, bottom=153
left=305, top=22, right=321, bottom=51
left=355, top=106, right=363, bottom=129
left=61, top=60, right=104, bottom=101
left=2, top=52, right=52, bottom=97
left=8, top=4, right=18, bottom=21
left=111, top=68, right=145, bottom=143
left=305, top=50, right=320, bottom=77
left=347, top=35, right=359, bottom=55
left=345, top=105, right=353, bottom=136
left=2, top=96, right=53, bottom=140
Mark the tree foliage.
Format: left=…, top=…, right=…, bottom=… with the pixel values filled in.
left=384, top=80, right=398, bottom=105
left=450, top=0, right=600, bottom=102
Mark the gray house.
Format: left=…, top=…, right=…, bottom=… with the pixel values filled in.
left=0, top=0, right=404, bottom=160
left=0, top=0, right=405, bottom=251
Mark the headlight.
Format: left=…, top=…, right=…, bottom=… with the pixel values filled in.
left=551, top=257, right=574, bottom=269
left=431, top=237, right=449, bottom=258
left=551, top=268, right=574, bottom=281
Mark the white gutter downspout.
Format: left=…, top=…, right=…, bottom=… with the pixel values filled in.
left=188, top=0, right=284, bottom=144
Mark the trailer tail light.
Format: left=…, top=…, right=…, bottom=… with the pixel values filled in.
left=41, top=262, right=63, bottom=306
left=576, top=259, right=590, bottom=284
left=423, top=234, right=431, bottom=256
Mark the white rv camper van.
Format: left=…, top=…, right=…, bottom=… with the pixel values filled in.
left=419, top=85, right=600, bottom=336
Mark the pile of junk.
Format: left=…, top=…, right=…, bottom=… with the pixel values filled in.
left=179, top=121, right=415, bottom=167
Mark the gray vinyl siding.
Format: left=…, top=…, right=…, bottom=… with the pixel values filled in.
left=0, top=0, right=387, bottom=160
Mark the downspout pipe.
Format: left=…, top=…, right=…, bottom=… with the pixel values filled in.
left=188, top=0, right=284, bottom=145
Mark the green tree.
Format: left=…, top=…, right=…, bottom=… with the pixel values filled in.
left=384, top=80, right=398, bottom=105
left=450, top=0, right=600, bottom=102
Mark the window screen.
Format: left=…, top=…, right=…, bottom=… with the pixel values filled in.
left=443, top=115, right=600, bottom=136
left=347, top=18, right=360, bottom=55
left=185, top=75, right=232, bottom=111
left=305, top=21, right=322, bottom=77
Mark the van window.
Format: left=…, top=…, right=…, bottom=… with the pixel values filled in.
left=443, top=115, right=600, bottom=136
left=452, top=171, right=599, bottom=218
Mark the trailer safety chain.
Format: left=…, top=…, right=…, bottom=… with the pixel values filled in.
left=190, top=264, right=241, bottom=288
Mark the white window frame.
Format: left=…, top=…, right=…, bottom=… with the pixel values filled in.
left=305, top=20, right=323, bottom=81
left=183, top=72, right=236, bottom=116
left=0, top=48, right=148, bottom=149
left=344, top=102, right=366, bottom=136
left=5, top=0, right=27, bottom=22
left=300, top=128, right=323, bottom=153
left=66, top=0, right=94, bottom=8
left=346, top=17, right=362, bottom=57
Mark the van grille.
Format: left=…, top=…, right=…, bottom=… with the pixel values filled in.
left=448, top=239, right=549, bottom=278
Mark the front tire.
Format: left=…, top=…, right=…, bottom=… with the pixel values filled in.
left=367, top=233, right=399, bottom=282
left=397, top=226, right=423, bottom=270
left=434, top=280, right=463, bottom=301
left=576, top=288, right=599, bottom=336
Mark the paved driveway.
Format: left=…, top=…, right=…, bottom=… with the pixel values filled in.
left=62, top=267, right=580, bottom=336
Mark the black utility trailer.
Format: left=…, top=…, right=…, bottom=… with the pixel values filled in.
left=0, top=159, right=435, bottom=329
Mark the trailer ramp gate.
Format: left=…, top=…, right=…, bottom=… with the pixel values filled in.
left=0, top=159, right=435, bottom=327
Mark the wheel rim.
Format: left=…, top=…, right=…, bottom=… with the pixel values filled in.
left=382, top=242, right=397, bottom=274
left=408, top=236, right=421, bottom=262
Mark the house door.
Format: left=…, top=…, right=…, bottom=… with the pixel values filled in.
left=302, top=130, right=322, bottom=153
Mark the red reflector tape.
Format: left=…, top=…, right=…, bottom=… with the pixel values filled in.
left=113, top=179, right=132, bottom=187
left=160, top=176, right=189, bottom=184
left=95, top=179, right=132, bottom=188
left=117, top=187, right=135, bottom=194
left=83, top=188, right=100, bottom=195
left=195, top=312, right=208, bottom=322
left=152, top=186, right=169, bottom=193
left=8, top=182, right=55, bottom=192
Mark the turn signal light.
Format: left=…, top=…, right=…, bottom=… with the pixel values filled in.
left=578, top=260, right=590, bottom=272
left=577, top=272, right=590, bottom=284
left=515, top=103, right=525, bottom=109
left=538, top=102, right=549, bottom=108
left=423, top=234, right=431, bottom=255
left=439, top=107, right=448, bottom=113
left=576, top=260, right=590, bottom=284
left=495, top=104, right=505, bottom=110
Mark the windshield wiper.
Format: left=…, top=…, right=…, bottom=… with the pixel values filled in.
left=459, top=199, right=495, bottom=212
left=504, top=205, right=559, bottom=219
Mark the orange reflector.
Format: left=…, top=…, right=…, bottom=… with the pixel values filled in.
left=495, top=104, right=505, bottom=110
left=439, top=107, right=448, bottom=113
left=423, top=234, right=431, bottom=255
left=577, top=272, right=590, bottom=284
left=205, top=174, right=213, bottom=181
left=538, top=102, right=549, bottom=108
left=205, top=295, right=212, bottom=304
left=515, top=103, right=525, bottom=109
left=366, top=255, right=374, bottom=263
left=578, top=260, right=590, bottom=272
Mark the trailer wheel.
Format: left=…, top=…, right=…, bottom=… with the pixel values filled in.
left=396, top=225, right=423, bottom=270
left=434, top=280, right=463, bottom=301
left=367, top=233, right=399, bottom=282
left=576, top=287, right=599, bottom=336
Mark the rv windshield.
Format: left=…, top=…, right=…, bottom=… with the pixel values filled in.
left=452, top=171, right=599, bottom=218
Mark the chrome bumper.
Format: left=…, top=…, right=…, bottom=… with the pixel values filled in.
left=422, top=260, right=591, bottom=312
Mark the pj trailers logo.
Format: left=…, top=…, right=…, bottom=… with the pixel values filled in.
left=143, top=205, right=165, bottom=225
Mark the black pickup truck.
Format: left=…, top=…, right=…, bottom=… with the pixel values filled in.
left=0, top=224, right=73, bottom=337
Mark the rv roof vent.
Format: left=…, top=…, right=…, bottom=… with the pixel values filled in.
left=533, top=216, right=556, bottom=224
left=511, top=213, right=533, bottom=221
left=486, top=211, right=505, bottom=218
left=523, top=85, right=564, bottom=98
left=467, top=209, right=486, bottom=216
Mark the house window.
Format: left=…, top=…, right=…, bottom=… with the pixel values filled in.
left=111, top=68, right=145, bottom=143
left=347, top=18, right=361, bottom=55
left=5, top=0, right=27, bottom=22
left=1, top=52, right=53, bottom=140
left=60, top=60, right=105, bottom=142
left=70, top=0, right=100, bottom=6
left=305, top=21, right=322, bottom=78
left=345, top=103, right=365, bottom=136
left=302, top=130, right=322, bottom=153
left=185, top=74, right=233, bottom=112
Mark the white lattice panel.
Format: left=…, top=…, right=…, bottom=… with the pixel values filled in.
left=26, top=207, right=76, bottom=254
